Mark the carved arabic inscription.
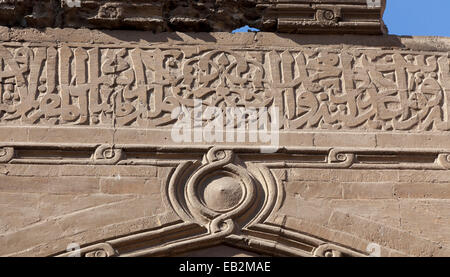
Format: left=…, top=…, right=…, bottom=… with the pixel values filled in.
left=0, top=44, right=449, bottom=131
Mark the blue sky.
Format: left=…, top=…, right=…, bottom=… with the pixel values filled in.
left=234, top=1, right=450, bottom=37
left=384, top=0, right=450, bottom=36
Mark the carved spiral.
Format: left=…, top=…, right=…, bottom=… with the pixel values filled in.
left=323, top=10, right=335, bottom=20
left=103, top=148, right=116, bottom=159
left=0, top=147, right=14, bottom=163
left=437, top=153, right=450, bottom=169
left=336, top=153, right=348, bottom=162
left=215, top=150, right=226, bottom=160
left=93, top=145, right=124, bottom=164
left=314, top=243, right=365, bottom=257
left=317, top=9, right=337, bottom=22
left=206, top=148, right=234, bottom=164
left=210, top=218, right=235, bottom=234
left=328, top=149, right=355, bottom=167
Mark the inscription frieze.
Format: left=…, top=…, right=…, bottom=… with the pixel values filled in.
left=0, top=44, right=449, bottom=132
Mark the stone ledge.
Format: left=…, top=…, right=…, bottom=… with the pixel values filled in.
left=1, top=28, right=450, bottom=51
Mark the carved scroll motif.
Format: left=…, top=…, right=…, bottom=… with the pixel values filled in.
left=0, top=45, right=449, bottom=132
left=0, top=146, right=14, bottom=163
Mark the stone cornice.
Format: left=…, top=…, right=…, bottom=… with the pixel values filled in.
left=0, top=0, right=387, bottom=34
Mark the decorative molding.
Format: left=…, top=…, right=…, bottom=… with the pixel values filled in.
left=40, top=144, right=449, bottom=256
left=167, top=147, right=280, bottom=230
left=258, top=0, right=387, bottom=34
left=56, top=147, right=369, bottom=257
left=1, top=144, right=450, bottom=171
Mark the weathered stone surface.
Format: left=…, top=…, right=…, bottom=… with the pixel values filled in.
left=100, top=177, right=161, bottom=195
left=0, top=25, right=449, bottom=258
left=0, top=0, right=386, bottom=34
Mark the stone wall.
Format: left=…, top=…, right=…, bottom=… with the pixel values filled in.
left=1, top=28, right=450, bottom=257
